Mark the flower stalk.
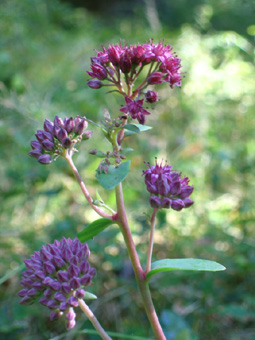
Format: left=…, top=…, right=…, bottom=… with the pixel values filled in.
left=78, top=299, right=113, bottom=340
left=65, top=153, right=115, bottom=220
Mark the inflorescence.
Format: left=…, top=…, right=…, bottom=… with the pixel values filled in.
left=29, top=116, right=92, bottom=164
left=86, top=40, right=182, bottom=125
left=18, top=237, right=96, bottom=329
left=143, top=159, right=194, bottom=210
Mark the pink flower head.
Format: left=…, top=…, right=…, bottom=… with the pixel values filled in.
left=143, top=158, right=194, bottom=210
left=86, top=39, right=182, bottom=95
left=120, top=96, right=151, bottom=125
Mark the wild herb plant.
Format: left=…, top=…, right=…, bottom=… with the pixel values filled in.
left=18, top=40, right=225, bottom=340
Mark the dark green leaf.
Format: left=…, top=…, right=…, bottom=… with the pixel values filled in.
left=147, top=258, right=226, bottom=281
left=78, top=218, right=116, bottom=242
left=96, top=161, right=131, bottom=190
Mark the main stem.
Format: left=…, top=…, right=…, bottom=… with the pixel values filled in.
left=115, top=183, right=166, bottom=340
left=78, top=299, right=113, bottom=340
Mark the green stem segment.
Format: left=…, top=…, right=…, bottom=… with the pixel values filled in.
left=115, top=183, right=166, bottom=340
left=78, top=299, right=113, bottom=340
left=146, top=208, right=158, bottom=274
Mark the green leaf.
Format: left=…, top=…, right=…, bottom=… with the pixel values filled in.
left=124, top=123, right=152, bottom=135
left=147, top=258, right=226, bottom=281
left=96, top=190, right=104, bottom=203
left=78, top=218, right=116, bottom=242
left=96, top=161, right=131, bottom=190
left=92, top=151, right=106, bottom=158
left=121, top=148, right=134, bottom=154
left=84, top=291, right=97, bottom=300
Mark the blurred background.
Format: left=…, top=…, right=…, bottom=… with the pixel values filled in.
left=0, top=0, right=255, bottom=339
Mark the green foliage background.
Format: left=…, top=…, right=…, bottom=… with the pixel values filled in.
left=0, top=0, right=255, bottom=339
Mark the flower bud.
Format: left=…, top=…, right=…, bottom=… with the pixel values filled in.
left=42, top=140, right=54, bottom=151
left=54, top=116, right=64, bottom=128
left=119, top=53, right=132, bottom=73
left=75, top=289, right=85, bottom=299
left=38, top=154, right=52, bottom=164
left=62, top=137, right=72, bottom=148
left=82, top=130, right=93, bottom=140
left=50, top=310, right=61, bottom=321
left=183, top=198, right=194, bottom=208
left=57, top=128, right=68, bottom=142
left=87, top=79, right=102, bottom=89
left=180, top=186, right=194, bottom=199
left=31, top=140, right=42, bottom=150
left=147, top=72, right=164, bottom=85
left=75, top=120, right=87, bottom=135
left=66, top=319, right=76, bottom=330
left=28, top=149, right=42, bottom=159
left=44, top=119, right=54, bottom=134
left=171, top=199, right=185, bottom=211
left=67, top=296, right=79, bottom=307
left=64, top=117, right=75, bottom=133
left=161, top=197, right=172, bottom=209
left=145, top=90, right=158, bottom=103
left=150, top=196, right=161, bottom=208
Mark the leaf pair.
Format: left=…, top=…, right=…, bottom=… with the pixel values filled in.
left=78, top=218, right=226, bottom=281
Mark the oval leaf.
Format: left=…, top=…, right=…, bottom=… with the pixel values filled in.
left=78, top=218, right=116, bottom=242
left=147, top=258, right=226, bottom=281
left=124, top=123, right=152, bottom=136
left=96, top=161, right=131, bottom=190
left=84, top=291, right=97, bottom=300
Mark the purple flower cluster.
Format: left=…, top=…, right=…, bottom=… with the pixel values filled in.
left=143, top=159, right=194, bottom=211
left=18, top=237, right=96, bottom=329
left=29, top=116, right=92, bottom=164
left=120, top=97, right=151, bottom=125
left=86, top=40, right=182, bottom=124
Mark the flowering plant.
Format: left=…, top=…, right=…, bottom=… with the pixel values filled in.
left=19, top=40, right=225, bottom=340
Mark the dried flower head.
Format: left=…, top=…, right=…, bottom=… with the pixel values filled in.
left=29, top=116, right=92, bottom=164
left=143, top=158, right=194, bottom=210
left=18, top=237, right=96, bottom=329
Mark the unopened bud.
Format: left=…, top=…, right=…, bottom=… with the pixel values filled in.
left=82, top=130, right=93, bottom=140
left=89, top=149, right=98, bottom=155
left=87, top=79, right=102, bottom=89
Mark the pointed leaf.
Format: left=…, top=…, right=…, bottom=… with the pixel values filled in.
left=78, top=218, right=116, bottom=242
left=147, top=258, right=226, bottom=281
left=84, top=291, right=97, bottom=300
left=124, top=124, right=152, bottom=136
left=96, top=161, right=131, bottom=190
left=96, top=190, right=104, bottom=203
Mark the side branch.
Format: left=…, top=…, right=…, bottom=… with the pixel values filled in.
left=65, top=154, right=115, bottom=219
left=78, top=299, right=113, bottom=340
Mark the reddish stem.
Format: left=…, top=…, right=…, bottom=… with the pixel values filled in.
left=115, top=183, right=166, bottom=340
left=65, top=153, right=114, bottom=220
